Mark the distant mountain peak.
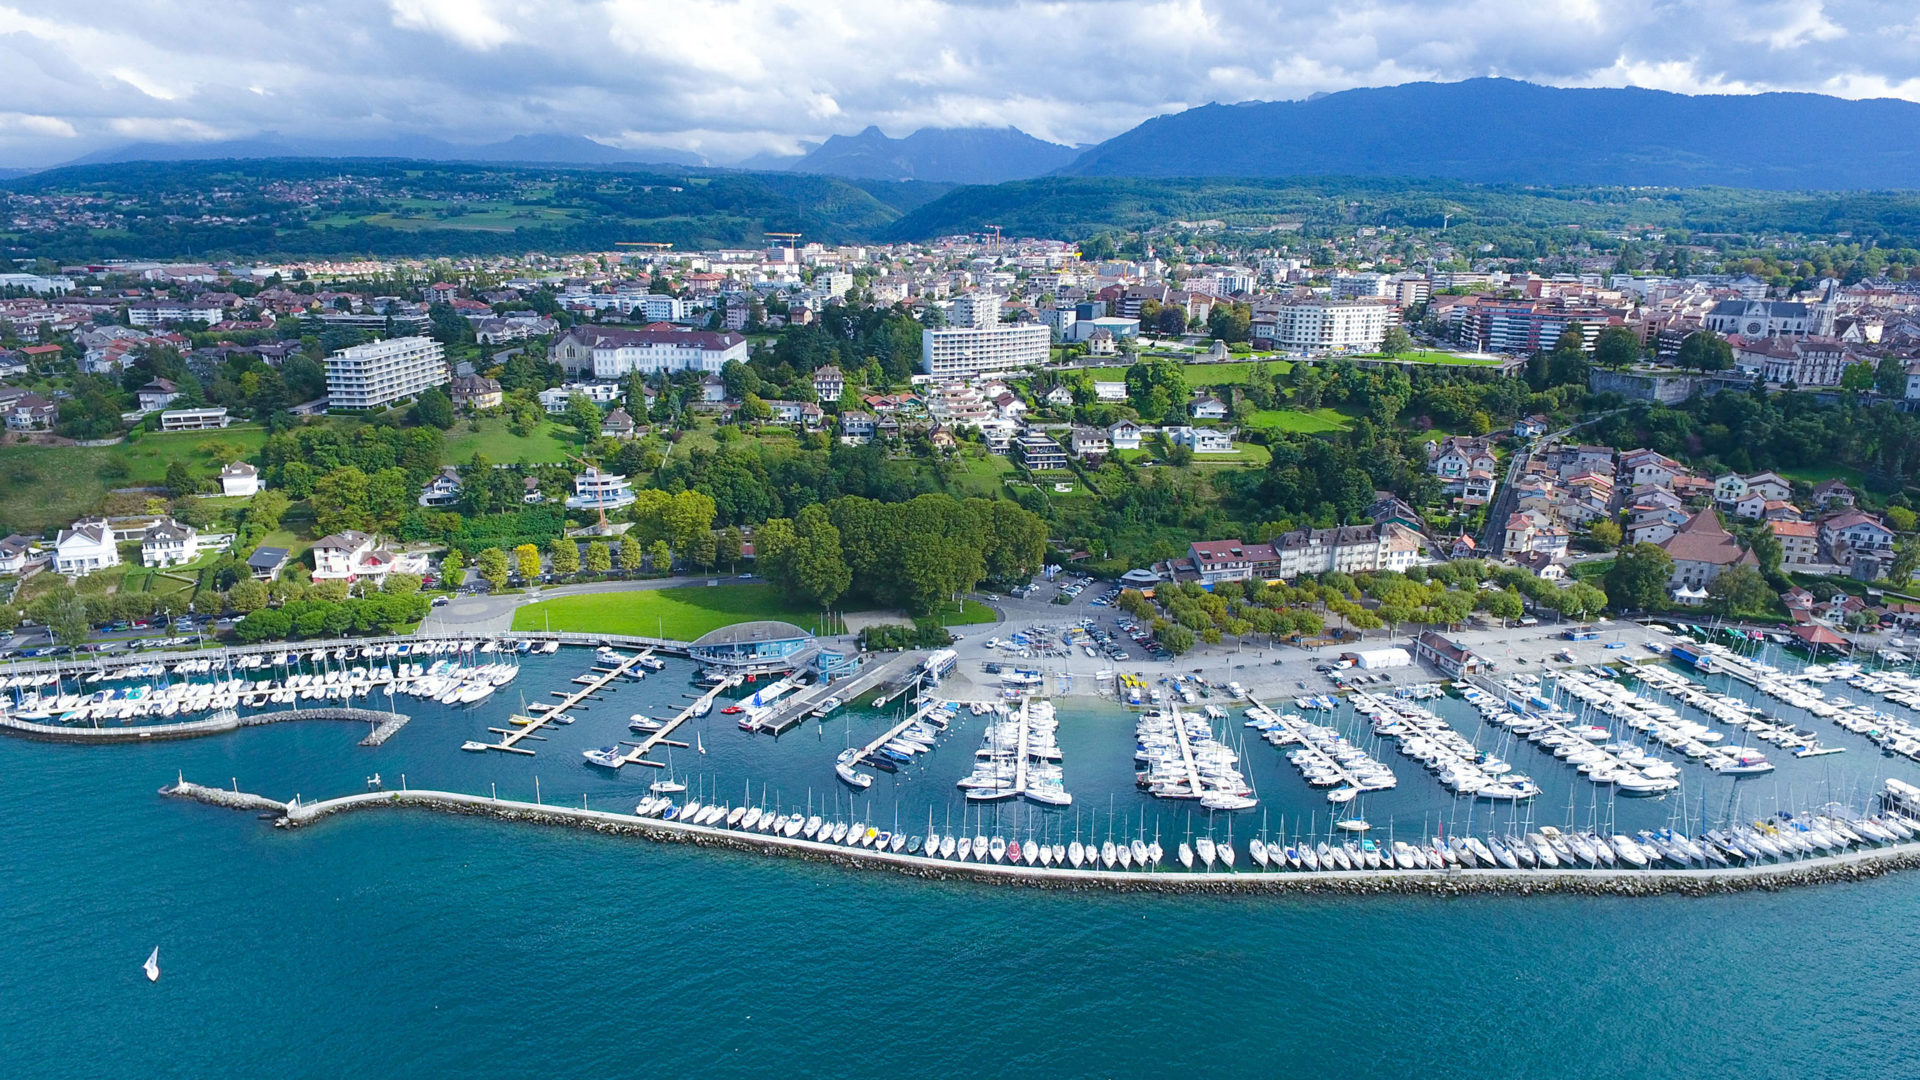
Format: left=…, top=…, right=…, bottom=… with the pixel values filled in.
left=788, top=125, right=1078, bottom=185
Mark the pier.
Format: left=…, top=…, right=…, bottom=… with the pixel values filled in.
left=752, top=651, right=928, bottom=735
left=1245, top=696, right=1380, bottom=792
left=0, top=706, right=408, bottom=744
left=477, top=650, right=651, bottom=756
left=161, top=777, right=1920, bottom=898
left=613, top=677, right=741, bottom=769
left=849, top=697, right=949, bottom=770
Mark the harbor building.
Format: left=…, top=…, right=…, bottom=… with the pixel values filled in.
left=687, top=620, right=814, bottom=673
left=324, top=336, right=449, bottom=410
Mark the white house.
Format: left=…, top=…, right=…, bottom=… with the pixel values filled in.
left=1166, top=426, right=1237, bottom=454
left=1189, top=396, right=1229, bottom=421
left=0, top=534, right=36, bottom=574
left=219, top=461, right=259, bottom=497
left=311, top=531, right=378, bottom=581
left=140, top=519, right=198, bottom=567
left=1070, top=425, right=1110, bottom=459
left=418, top=466, right=463, bottom=507
left=55, top=519, right=119, bottom=575
left=1093, top=380, right=1128, bottom=402
left=1108, top=419, right=1144, bottom=450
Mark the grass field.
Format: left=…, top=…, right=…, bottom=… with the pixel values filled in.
left=443, top=417, right=582, bottom=464
left=1355, top=350, right=1505, bottom=367
left=947, top=451, right=1015, bottom=497
left=1778, top=464, right=1868, bottom=489
left=1245, top=407, right=1354, bottom=433
left=511, top=585, right=842, bottom=639
left=1076, top=359, right=1294, bottom=386
left=925, top=599, right=998, bottom=625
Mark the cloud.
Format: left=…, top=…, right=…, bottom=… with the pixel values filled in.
left=1, top=0, right=1920, bottom=166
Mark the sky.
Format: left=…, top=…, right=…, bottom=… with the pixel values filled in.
left=4, top=0, right=1920, bottom=167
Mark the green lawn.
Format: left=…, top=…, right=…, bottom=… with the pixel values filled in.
left=443, top=417, right=581, bottom=464
left=1777, top=463, right=1868, bottom=489
left=926, top=599, right=998, bottom=625
left=1246, top=407, right=1354, bottom=433
left=1077, top=359, right=1294, bottom=386
left=1355, top=350, right=1505, bottom=367
left=511, top=584, right=843, bottom=640
left=0, top=428, right=276, bottom=534
left=948, top=451, right=1015, bottom=497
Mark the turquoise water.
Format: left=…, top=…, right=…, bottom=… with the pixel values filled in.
left=9, top=649, right=1920, bottom=1078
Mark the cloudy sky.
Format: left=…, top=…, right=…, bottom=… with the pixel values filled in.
left=3, top=0, right=1920, bottom=166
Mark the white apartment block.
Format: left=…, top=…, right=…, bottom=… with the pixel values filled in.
left=324, top=336, right=449, bottom=410
left=921, top=323, right=1051, bottom=379
left=1263, top=300, right=1396, bottom=353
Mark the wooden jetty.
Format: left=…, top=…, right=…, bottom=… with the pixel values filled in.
left=848, top=697, right=948, bottom=770
left=613, top=676, right=742, bottom=769
left=475, top=650, right=651, bottom=756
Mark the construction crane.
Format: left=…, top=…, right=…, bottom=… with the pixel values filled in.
left=615, top=241, right=673, bottom=249
left=565, top=450, right=613, bottom=536
left=763, top=232, right=802, bottom=245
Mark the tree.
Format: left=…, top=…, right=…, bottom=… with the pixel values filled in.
left=310, top=466, right=371, bottom=534
left=1593, top=325, right=1641, bottom=370
left=717, top=526, right=743, bottom=569
left=164, top=460, right=195, bottom=496
left=438, top=547, right=464, bottom=587
left=1841, top=362, right=1876, bottom=393
left=1705, top=566, right=1773, bottom=617
left=514, top=543, right=542, bottom=581
left=227, top=578, right=270, bottom=614
left=410, top=387, right=455, bottom=429
left=382, top=572, right=423, bottom=595
left=249, top=489, right=290, bottom=532
left=1588, top=518, right=1622, bottom=549
left=549, top=537, right=580, bottom=575
left=786, top=505, right=850, bottom=612
left=1875, top=354, right=1908, bottom=399
left=47, top=594, right=92, bottom=646
left=563, top=393, right=603, bottom=442
left=1605, top=543, right=1675, bottom=611
left=1558, top=582, right=1609, bottom=621
left=648, top=539, right=672, bottom=573
left=1890, top=539, right=1920, bottom=584
left=586, top=540, right=612, bottom=573
left=618, top=532, right=643, bottom=572
left=1159, top=623, right=1196, bottom=655
left=1676, top=330, right=1733, bottom=373
left=1887, top=505, right=1917, bottom=533
left=1378, top=326, right=1414, bottom=357
left=737, top=393, right=772, bottom=425
left=476, top=547, right=510, bottom=591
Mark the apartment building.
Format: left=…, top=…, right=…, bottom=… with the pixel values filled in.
left=324, top=336, right=449, bottom=410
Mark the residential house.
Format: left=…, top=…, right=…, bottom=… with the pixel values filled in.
left=210, top=462, right=259, bottom=499
left=1043, top=384, right=1075, bottom=409
left=1713, top=473, right=1749, bottom=507
left=763, top=399, right=824, bottom=428
left=1627, top=506, right=1689, bottom=546
left=1733, top=491, right=1770, bottom=520
left=1810, top=479, right=1857, bottom=510
left=1429, top=436, right=1497, bottom=483
left=54, top=518, right=119, bottom=574
left=1449, top=534, right=1478, bottom=559
left=1107, top=419, right=1144, bottom=451
left=839, top=411, right=877, bottom=441
left=449, top=373, right=503, bottom=411
left=1069, top=425, right=1110, bottom=460
left=1461, top=471, right=1497, bottom=506
left=600, top=407, right=638, bottom=439
left=1820, top=510, right=1896, bottom=568
left=1016, top=430, right=1067, bottom=471
left=1772, top=519, right=1820, bottom=567
left=3, top=391, right=55, bottom=430
left=1745, top=472, right=1792, bottom=501
left=311, top=531, right=377, bottom=581
left=1189, top=395, right=1229, bottom=421
left=1092, top=380, right=1128, bottom=403
left=418, top=466, right=463, bottom=507
left=140, top=519, right=197, bottom=567
left=0, top=533, right=38, bottom=574
left=1660, top=510, right=1759, bottom=592
left=1165, top=426, right=1236, bottom=454
left=1084, top=327, right=1117, bottom=356
left=1513, top=551, right=1567, bottom=580
left=699, top=375, right=727, bottom=403
left=159, top=407, right=229, bottom=431
left=568, top=467, right=637, bottom=511
left=1619, top=448, right=1688, bottom=489
left=812, top=365, right=845, bottom=402
left=1513, top=414, right=1549, bottom=438
left=137, top=377, right=180, bottom=412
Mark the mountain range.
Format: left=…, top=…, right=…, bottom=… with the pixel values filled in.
left=24, top=78, right=1920, bottom=190
left=58, top=133, right=712, bottom=169
left=1061, top=78, right=1920, bottom=189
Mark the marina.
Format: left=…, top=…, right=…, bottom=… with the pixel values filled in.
left=468, top=647, right=650, bottom=756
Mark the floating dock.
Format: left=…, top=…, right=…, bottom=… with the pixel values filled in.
left=613, top=676, right=742, bottom=769
left=753, top=651, right=927, bottom=736
left=848, top=698, right=948, bottom=770
left=475, top=650, right=651, bottom=756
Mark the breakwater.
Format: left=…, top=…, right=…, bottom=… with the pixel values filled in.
left=3, top=708, right=408, bottom=744
left=161, top=779, right=1920, bottom=898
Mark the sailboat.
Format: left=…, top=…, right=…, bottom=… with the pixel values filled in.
left=697, top=730, right=706, bottom=755
left=144, top=947, right=160, bottom=983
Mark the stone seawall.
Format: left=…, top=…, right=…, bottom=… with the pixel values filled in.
left=4, top=708, right=407, bottom=744
left=163, top=781, right=1920, bottom=898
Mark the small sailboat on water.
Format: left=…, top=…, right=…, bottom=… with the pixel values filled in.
left=144, top=947, right=160, bottom=983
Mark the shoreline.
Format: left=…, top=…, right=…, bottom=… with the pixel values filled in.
left=162, top=779, right=1920, bottom=898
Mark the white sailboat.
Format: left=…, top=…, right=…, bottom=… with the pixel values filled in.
left=697, top=730, right=706, bottom=755
left=143, top=947, right=160, bottom=983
